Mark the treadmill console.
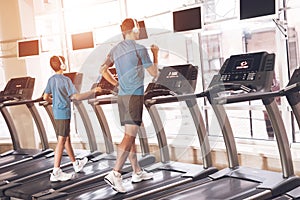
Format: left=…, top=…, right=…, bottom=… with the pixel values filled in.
left=145, top=64, right=198, bottom=99
left=63, top=72, right=83, bottom=92
left=0, top=77, right=35, bottom=102
left=209, top=51, right=275, bottom=92
left=91, top=67, right=118, bottom=95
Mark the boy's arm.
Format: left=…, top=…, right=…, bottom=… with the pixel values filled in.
left=43, top=93, right=52, bottom=104
left=70, top=87, right=102, bottom=101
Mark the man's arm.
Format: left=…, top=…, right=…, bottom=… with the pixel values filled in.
left=146, top=44, right=159, bottom=78
left=100, top=63, right=118, bottom=87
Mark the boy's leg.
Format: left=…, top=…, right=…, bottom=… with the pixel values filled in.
left=50, top=135, right=73, bottom=182
left=64, top=136, right=76, bottom=162
left=54, top=136, right=67, bottom=168
left=65, top=133, right=88, bottom=173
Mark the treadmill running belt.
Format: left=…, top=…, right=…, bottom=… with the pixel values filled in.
left=160, top=177, right=260, bottom=200
left=3, top=159, right=114, bottom=200
left=46, top=170, right=185, bottom=200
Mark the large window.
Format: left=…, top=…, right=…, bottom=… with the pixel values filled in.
left=18, top=0, right=299, bottom=145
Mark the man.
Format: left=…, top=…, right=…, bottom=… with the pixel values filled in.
left=100, top=18, right=159, bottom=193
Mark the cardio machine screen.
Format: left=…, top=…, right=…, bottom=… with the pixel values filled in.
left=220, top=52, right=267, bottom=82
left=145, top=64, right=198, bottom=99
left=209, top=51, right=275, bottom=92
left=224, top=52, right=263, bottom=73
left=156, top=64, right=197, bottom=92
left=0, top=77, right=35, bottom=101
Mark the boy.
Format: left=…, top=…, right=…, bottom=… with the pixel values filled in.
left=43, top=55, right=102, bottom=182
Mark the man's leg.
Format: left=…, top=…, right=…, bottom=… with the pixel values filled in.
left=104, top=124, right=138, bottom=193
left=126, top=124, right=154, bottom=183
left=128, top=141, right=141, bottom=173
left=114, top=124, right=139, bottom=172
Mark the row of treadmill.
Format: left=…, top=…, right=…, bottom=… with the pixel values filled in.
left=1, top=51, right=300, bottom=199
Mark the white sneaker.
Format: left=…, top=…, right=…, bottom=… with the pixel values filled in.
left=73, top=157, right=88, bottom=173
left=50, top=169, right=73, bottom=182
left=131, top=170, right=154, bottom=183
left=104, top=171, right=126, bottom=193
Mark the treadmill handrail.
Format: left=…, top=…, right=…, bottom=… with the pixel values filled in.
left=283, top=82, right=300, bottom=93
left=88, top=95, right=117, bottom=105
left=144, top=91, right=207, bottom=106
left=214, top=90, right=283, bottom=104
left=212, top=82, right=300, bottom=105
left=0, top=97, right=44, bottom=107
left=144, top=83, right=255, bottom=106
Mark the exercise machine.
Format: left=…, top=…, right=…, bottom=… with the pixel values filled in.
left=37, top=64, right=217, bottom=200
left=2, top=71, right=155, bottom=199
left=0, top=76, right=52, bottom=169
left=139, top=51, right=300, bottom=199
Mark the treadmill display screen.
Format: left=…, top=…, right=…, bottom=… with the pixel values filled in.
left=208, top=51, right=275, bottom=92
left=157, top=64, right=197, bottom=91
left=220, top=52, right=267, bottom=82
left=224, top=53, right=263, bottom=73
left=0, top=77, right=35, bottom=101
left=145, top=64, right=198, bottom=98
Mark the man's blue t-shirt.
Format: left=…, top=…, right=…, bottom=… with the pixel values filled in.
left=44, top=74, right=77, bottom=119
left=105, top=40, right=153, bottom=95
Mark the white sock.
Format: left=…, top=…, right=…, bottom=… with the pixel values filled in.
left=53, top=167, right=60, bottom=175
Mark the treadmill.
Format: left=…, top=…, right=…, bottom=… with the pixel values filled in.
left=1, top=71, right=155, bottom=200
left=263, top=68, right=300, bottom=200
left=0, top=76, right=53, bottom=169
left=37, top=64, right=218, bottom=200
left=0, top=73, right=103, bottom=199
left=138, top=51, right=300, bottom=200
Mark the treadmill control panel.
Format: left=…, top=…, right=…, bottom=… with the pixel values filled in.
left=145, top=64, right=198, bottom=99
left=219, top=72, right=256, bottom=82
left=209, top=51, right=275, bottom=92
left=0, top=77, right=35, bottom=102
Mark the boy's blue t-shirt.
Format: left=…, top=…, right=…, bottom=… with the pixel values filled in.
left=44, top=74, right=77, bottom=119
left=105, top=40, right=153, bottom=95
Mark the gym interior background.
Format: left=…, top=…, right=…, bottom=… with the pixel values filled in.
left=1, top=0, right=300, bottom=174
